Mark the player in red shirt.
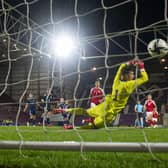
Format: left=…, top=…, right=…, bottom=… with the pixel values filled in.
left=144, top=94, right=157, bottom=127
left=89, top=80, right=104, bottom=108
left=82, top=80, right=104, bottom=124
left=152, top=110, right=159, bottom=128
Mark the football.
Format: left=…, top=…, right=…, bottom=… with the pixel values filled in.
left=147, top=39, right=168, bottom=57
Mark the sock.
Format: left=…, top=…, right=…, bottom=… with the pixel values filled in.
left=29, top=119, right=33, bottom=125
left=140, top=118, right=144, bottom=127
left=148, top=119, right=154, bottom=126
left=64, top=120, right=69, bottom=125
left=32, top=119, right=36, bottom=125
left=40, top=117, right=43, bottom=123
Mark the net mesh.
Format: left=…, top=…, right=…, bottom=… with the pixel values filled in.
left=0, top=0, right=168, bottom=164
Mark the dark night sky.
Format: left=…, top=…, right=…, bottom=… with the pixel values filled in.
left=5, top=0, right=165, bottom=32
left=3, top=0, right=168, bottom=91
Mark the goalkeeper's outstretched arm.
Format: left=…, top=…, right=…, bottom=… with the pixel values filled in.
left=124, top=60, right=148, bottom=91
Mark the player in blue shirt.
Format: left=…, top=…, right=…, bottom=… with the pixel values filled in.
left=134, top=100, right=144, bottom=128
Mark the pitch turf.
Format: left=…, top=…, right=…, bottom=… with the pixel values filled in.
left=0, top=126, right=168, bottom=168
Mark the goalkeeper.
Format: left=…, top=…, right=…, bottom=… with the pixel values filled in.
left=56, top=60, right=148, bottom=129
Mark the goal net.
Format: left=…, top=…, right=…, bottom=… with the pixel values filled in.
left=0, top=0, right=168, bottom=167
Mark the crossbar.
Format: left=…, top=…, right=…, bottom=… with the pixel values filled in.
left=0, top=141, right=168, bottom=152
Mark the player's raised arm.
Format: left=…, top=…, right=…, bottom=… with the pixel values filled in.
left=125, top=60, right=148, bottom=91
left=136, top=60, right=149, bottom=85
left=113, top=63, right=126, bottom=87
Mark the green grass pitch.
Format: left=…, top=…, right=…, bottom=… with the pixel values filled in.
left=0, top=126, right=168, bottom=168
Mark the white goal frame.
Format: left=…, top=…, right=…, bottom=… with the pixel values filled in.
left=0, top=141, right=168, bottom=152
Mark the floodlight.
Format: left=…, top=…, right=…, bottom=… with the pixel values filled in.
left=51, top=34, right=76, bottom=57
left=160, top=58, right=166, bottom=63
left=92, top=66, right=97, bottom=71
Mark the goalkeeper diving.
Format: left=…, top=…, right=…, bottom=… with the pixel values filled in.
left=54, top=60, right=148, bottom=129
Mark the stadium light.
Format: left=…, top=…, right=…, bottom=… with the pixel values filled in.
left=92, top=66, right=97, bottom=71
left=51, top=34, right=76, bottom=57
left=164, top=66, right=168, bottom=70
left=81, top=56, right=86, bottom=60
left=160, top=58, right=166, bottom=63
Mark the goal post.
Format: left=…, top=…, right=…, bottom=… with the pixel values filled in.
left=0, top=141, right=168, bottom=152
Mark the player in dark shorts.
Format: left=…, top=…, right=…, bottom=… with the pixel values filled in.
left=41, top=90, right=54, bottom=125
left=24, top=93, right=37, bottom=126
left=58, top=98, right=72, bottom=129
